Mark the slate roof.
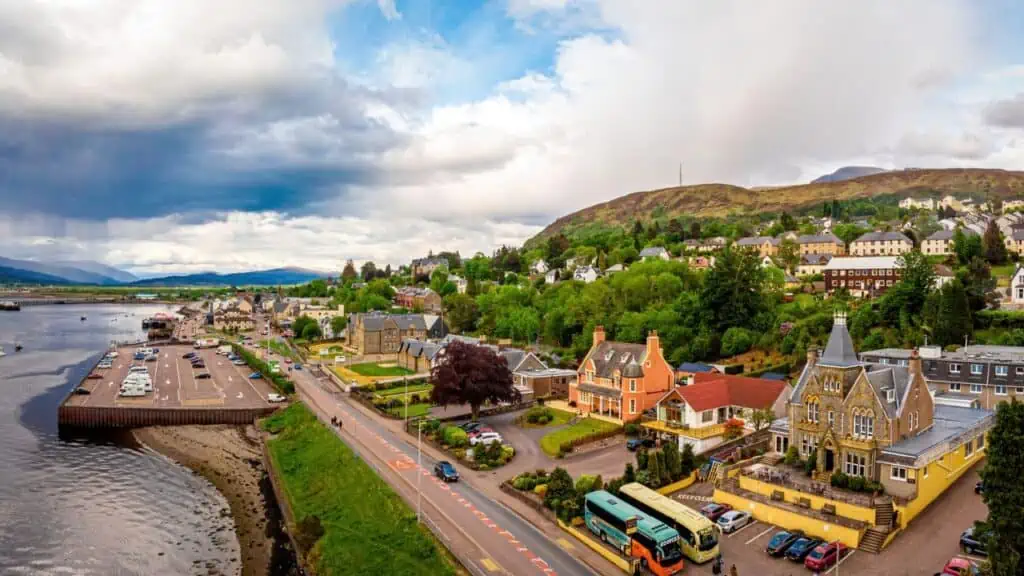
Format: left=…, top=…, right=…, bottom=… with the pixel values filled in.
left=736, top=236, right=780, bottom=246
left=853, top=231, right=912, bottom=244
left=879, top=405, right=993, bottom=461
left=500, top=349, right=527, bottom=371
left=639, top=246, right=669, bottom=257
left=800, top=254, right=832, bottom=266
left=585, top=341, right=648, bottom=379
left=823, top=256, right=901, bottom=270
left=863, top=365, right=911, bottom=419
left=797, top=233, right=843, bottom=245
left=820, top=317, right=861, bottom=367
left=662, top=373, right=788, bottom=412
left=1012, top=230, right=1024, bottom=241
left=392, top=314, right=427, bottom=331
left=677, top=362, right=715, bottom=373
left=623, top=359, right=644, bottom=378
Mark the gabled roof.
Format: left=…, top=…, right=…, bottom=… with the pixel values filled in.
left=797, top=233, right=843, bottom=245
left=820, top=313, right=860, bottom=367
left=584, top=341, right=648, bottom=379
left=660, top=373, right=787, bottom=412
left=800, top=253, right=832, bottom=266
left=853, top=231, right=912, bottom=244
left=676, top=362, right=714, bottom=373
left=863, top=365, right=910, bottom=419
left=639, top=246, right=668, bottom=257
left=736, top=236, right=780, bottom=246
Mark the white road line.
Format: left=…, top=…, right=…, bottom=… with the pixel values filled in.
left=728, top=520, right=759, bottom=538
left=746, top=526, right=774, bottom=545
left=174, top=352, right=182, bottom=405
left=826, top=549, right=856, bottom=574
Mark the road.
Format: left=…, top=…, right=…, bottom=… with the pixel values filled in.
left=291, top=366, right=600, bottom=576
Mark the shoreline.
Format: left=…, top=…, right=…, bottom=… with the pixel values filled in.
left=134, top=424, right=298, bottom=576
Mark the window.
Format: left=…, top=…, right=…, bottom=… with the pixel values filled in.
left=1016, top=366, right=1024, bottom=376
left=701, top=410, right=713, bottom=423
left=801, top=436, right=809, bottom=455
left=971, top=363, right=984, bottom=376
left=923, top=466, right=928, bottom=479
left=910, top=411, right=918, bottom=431
left=891, top=466, right=908, bottom=481
left=1017, top=386, right=1024, bottom=395
left=965, top=439, right=974, bottom=457
left=949, top=363, right=961, bottom=374
left=977, top=435, right=985, bottom=450
left=949, top=382, right=961, bottom=392
left=970, top=383, right=982, bottom=394
left=996, top=365, right=1009, bottom=377
left=845, top=453, right=866, bottom=477
left=886, top=389, right=896, bottom=403
left=828, top=411, right=835, bottom=427
left=629, top=399, right=636, bottom=414
left=996, top=385, right=1007, bottom=396
left=629, top=379, right=637, bottom=393
left=807, top=402, right=819, bottom=423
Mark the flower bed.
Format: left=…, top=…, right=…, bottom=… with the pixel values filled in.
left=411, top=418, right=515, bottom=471
left=515, top=406, right=574, bottom=428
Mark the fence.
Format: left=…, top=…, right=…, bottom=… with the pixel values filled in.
left=58, top=406, right=278, bottom=428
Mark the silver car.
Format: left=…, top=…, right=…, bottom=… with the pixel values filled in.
left=716, top=510, right=752, bottom=533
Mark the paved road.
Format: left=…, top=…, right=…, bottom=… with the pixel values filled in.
left=292, top=369, right=598, bottom=576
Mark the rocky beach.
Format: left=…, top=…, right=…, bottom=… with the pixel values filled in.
left=135, top=425, right=297, bottom=576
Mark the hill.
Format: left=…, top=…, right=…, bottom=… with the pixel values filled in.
left=0, top=265, right=70, bottom=285
left=528, top=168, right=1024, bottom=246
left=53, top=260, right=137, bottom=283
left=129, top=267, right=326, bottom=287
left=0, top=257, right=121, bottom=285
left=811, top=166, right=887, bottom=183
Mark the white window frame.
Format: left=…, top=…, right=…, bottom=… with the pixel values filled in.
left=964, top=439, right=974, bottom=457
left=1017, top=386, right=1024, bottom=395
left=977, top=435, right=985, bottom=450
left=949, top=363, right=961, bottom=374
left=629, top=399, right=636, bottom=414
left=995, top=365, right=1008, bottom=377
left=1016, top=366, right=1024, bottom=376
left=970, top=383, right=983, bottom=394
left=629, top=379, right=637, bottom=393
left=890, top=466, right=908, bottom=481
left=949, top=382, right=961, bottom=392
left=970, top=363, right=984, bottom=376
left=701, top=410, right=713, bottom=423
left=996, top=384, right=1007, bottom=396
left=886, top=389, right=895, bottom=403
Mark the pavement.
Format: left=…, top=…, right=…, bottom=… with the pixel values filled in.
left=291, top=366, right=616, bottom=576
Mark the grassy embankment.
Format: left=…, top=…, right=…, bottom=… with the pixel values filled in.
left=540, top=417, right=622, bottom=457
left=263, top=403, right=458, bottom=575
left=231, top=343, right=295, bottom=394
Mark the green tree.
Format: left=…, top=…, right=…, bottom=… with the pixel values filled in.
left=954, top=229, right=983, bottom=265
left=680, top=444, right=696, bottom=476
left=984, top=219, right=1009, bottom=265
left=926, top=279, right=973, bottom=347
left=780, top=212, right=796, bottom=231
left=360, top=261, right=378, bottom=280
left=751, top=408, right=774, bottom=432
left=444, top=293, right=479, bottom=333
left=959, top=257, right=998, bottom=313
left=624, top=462, right=636, bottom=483
left=329, top=315, right=346, bottom=337
left=979, top=400, right=1024, bottom=576
left=699, top=246, right=766, bottom=332
left=663, top=443, right=682, bottom=481
left=778, top=239, right=800, bottom=273
left=301, top=322, right=322, bottom=340
left=341, top=260, right=357, bottom=281
left=430, top=267, right=450, bottom=293
left=292, top=315, right=316, bottom=337
left=543, top=467, right=575, bottom=514
left=647, top=450, right=663, bottom=487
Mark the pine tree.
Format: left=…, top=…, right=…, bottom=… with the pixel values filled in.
left=663, top=443, right=682, bottom=481
left=980, top=400, right=1024, bottom=576
left=647, top=451, right=663, bottom=488
left=680, top=444, right=696, bottom=476
left=636, top=448, right=649, bottom=472
left=624, top=463, right=636, bottom=483
left=983, top=219, right=1009, bottom=265
left=932, top=279, right=973, bottom=347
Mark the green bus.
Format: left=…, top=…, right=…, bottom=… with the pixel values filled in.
left=617, top=482, right=720, bottom=564
left=584, top=491, right=684, bottom=575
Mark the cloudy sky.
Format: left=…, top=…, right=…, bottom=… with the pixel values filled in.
left=3, top=0, right=1024, bottom=276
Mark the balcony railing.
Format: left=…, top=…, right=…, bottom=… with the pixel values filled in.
left=642, top=417, right=727, bottom=439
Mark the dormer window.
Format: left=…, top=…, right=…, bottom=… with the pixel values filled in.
left=604, top=350, right=615, bottom=362
left=886, top=389, right=895, bottom=403
left=620, top=353, right=630, bottom=364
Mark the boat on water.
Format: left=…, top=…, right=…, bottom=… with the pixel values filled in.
left=0, top=301, right=20, bottom=311
left=15, top=343, right=23, bottom=351
left=0, top=346, right=5, bottom=357
left=80, top=316, right=87, bottom=321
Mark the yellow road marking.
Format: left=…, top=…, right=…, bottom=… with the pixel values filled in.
left=480, top=558, right=500, bottom=572
left=557, top=537, right=576, bottom=551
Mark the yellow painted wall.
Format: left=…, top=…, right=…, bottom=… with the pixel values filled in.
left=738, top=476, right=877, bottom=525
left=714, top=490, right=863, bottom=549
left=657, top=471, right=697, bottom=495
left=893, top=435, right=988, bottom=527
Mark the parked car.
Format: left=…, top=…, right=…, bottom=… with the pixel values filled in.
left=294, top=363, right=302, bottom=371
left=285, top=358, right=292, bottom=364
left=626, top=438, right=655, bottom=451
left=73, top=387, right=91, bottom=395
left=192, top=362, right=206, bottom=369
left=267, top=393, right=286, bottom=403
left=766, top=530, right=805, bottom=557
left=699, top=503, right=732, bottom=522
left=232, top=359, right=246, bottom=366
left=937, top=557, right=981, bottom=576
left=434, top=461, right=459, bottom=482
left=249, top=372, right=263, bottom=379
left=467, top=427, right=494, bottom=438
left=86, top=373, right=103, bottom=380
left=785, top=537, right=823, bottom=562
left=460, top=422, right=484, bottom=432
left=183, top=352, right=196, bottom=359
left=960, top=527, right=989, bottom=556
left=469, top=432, right=503, bottom=446
left=196, top=372, right=211, bottom=379
left=716, top=510, right=752, bottom=534
left=804, top=541, right=849, bottom=571
left=974, top=481, right=984, bottom=495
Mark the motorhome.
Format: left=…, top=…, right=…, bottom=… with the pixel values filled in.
left=119, top=386, right=146, bottom=397
left=194, top=338, right=220, bottom=349
left=217, top=345, right=233, bottom=356
left=123, top=373, right=153, bottom=392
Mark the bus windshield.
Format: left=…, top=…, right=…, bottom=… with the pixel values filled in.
left=659, top=539, right=683, bottom=565
left=698, top=527, right=719, bottom=551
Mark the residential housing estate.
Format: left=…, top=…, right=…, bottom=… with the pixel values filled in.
left=849, top=231, right=913, bottom=256
left=823, top=256, right=901, bottom=297
left=569, top=327, right=674, bottom=421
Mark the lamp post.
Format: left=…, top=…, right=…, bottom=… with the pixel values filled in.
left=417, top=423, right=422, bottom=523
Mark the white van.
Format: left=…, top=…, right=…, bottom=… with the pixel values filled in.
left=129, top=366, right=149, bottom=374
left=123, top=373, right=153, bottom=392
left=217, top=345, right=233, bottom=356
left=119, top=386, right=146, bottom=397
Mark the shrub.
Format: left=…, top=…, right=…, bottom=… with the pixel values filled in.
left=804, top=449, right=817, bottom=476
left=624, top=422, right=640, bottom=437
left=478, top=464, right=490, bottom=471
left=783, top=445, right=800, bottom=466
left=635, top=470, right=652, bottom=487
left=452, top=448, right=466, bottom=460
left=501, top=445, right=515, bottom=462
left=544, top=468, right=575, bottom=512
left=444, top=426, right=469, bottom=448
left=527, top=411, right=541, bottom=424
left=534, top=484, right=548, bottom=498
left=295, top=515, right=325, bottom=554
left=830, top=471, right=849, bottom=489
left=537, top=397, right=546, bottom=406
left=410, top=393, right=421, bottom=404
left=568, top=400, right=577, bottom=408
left=575, top=474, right=599, bottom=494
left=848, top=476, right=866, bottom=492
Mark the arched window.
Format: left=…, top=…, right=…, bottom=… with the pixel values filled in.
left=806, top=396, right=820, bottom=423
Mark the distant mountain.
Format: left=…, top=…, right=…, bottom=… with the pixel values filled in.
left=53, top=260, right=137, bottom=283
left=811, top=166, right=887, bottom=184
left=0, top=257, right=121, bottom=285
left=128, top=267, right=327, bottom=287
left=0, top=265, right=70, bottom=285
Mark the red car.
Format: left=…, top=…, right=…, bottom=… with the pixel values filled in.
left=699, top=503, right=732, bottom=522
left=937, top=557, right=981, bottom=576
left=467, top=427, right=494, bottom=438
left=86, top=373, right=103, bottom=379
left=804, top=541, right=849, bottom=571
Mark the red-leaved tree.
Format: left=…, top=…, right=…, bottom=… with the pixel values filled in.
left=430, top=340, right=519, bottom=420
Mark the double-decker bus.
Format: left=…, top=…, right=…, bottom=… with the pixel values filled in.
left=583, top=491, right=684, bottom=575
left=617, top=482, right=721, bottom=564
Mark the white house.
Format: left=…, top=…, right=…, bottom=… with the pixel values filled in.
left=449, top=275, right=468, bottom=294
left=760, top=255, right=776, bottom=268
left=1012, top=265, right=1024, bottom=304
left=531, top=259, right=549, bottom=275
left=899, top=197, right=936, bottom=210
left=639, top=246, right=671, bottom=261
left=573, top=266, right=599, bottom=283
left=933, top=265, right=955, bottom=289
left=643, top=373, right=789, bottom=454
left=797, top=254, right=832, bottom=276
left=545, top=269, right=559, bottom=284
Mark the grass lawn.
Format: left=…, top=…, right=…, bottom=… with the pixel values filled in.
left=385, top=403, right=433, bottom=419
left=377, top=383, right=433, bottom=398
left=348, top=363, right=416, bottom=377
left=518, top=406, right=574, bottom=429
left=540, top=417, right=622, bottom=457
left=263, top=403, right=456, bottom=576
left=267, top=338, right=300, bottom=361
left=992, top=263, right=1016, bottom=287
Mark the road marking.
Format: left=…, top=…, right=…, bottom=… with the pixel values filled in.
left=747, top=526, right=774, bottom=545
left=729, top=520, right=759, bottom=538
left=480, top=558, right=500, bottom=572
left=557, top=538, right=575, bottom=551
left=826, top=549, right=856, bottom=574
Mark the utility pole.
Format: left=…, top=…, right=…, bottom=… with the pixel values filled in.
left=417, top=423, right=422, bottom=523
left=678, top=162, right=683, bottom=187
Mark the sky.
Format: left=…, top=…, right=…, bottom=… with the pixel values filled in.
left=4, top=0, right=1024, bottom=276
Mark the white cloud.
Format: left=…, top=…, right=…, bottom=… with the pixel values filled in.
left=376, top=0, right=401, bottom=21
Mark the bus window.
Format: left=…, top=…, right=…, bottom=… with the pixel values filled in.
left=698, top=526, right=719, bottom=551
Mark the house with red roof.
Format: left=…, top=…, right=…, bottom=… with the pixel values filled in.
left=642, top=373, right=789, bottom=454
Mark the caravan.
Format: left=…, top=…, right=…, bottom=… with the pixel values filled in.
left=122, top=373, right=153, bottom=393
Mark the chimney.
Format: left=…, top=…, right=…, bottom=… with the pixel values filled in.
left=647, top=330, right=660, bottom=357
left=593, top=325, right=605, bottom=345
left=807, top=345, right=818, bottom=367
left=910, top=348, right=921, bottom=375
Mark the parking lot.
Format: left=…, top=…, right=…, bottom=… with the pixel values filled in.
left=67, top=344, right=278, bottom=409
left=667, top=461, right=987, bottom=575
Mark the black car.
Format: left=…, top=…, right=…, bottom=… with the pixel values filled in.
left=192, top=362, right=206, bottom=369
left=434, top=461, right=459, bottom=482
left=766, top=530, right=805, bottom=557
left=196, top=373, right=211, bottom=379
left=974, top=481, right=984, bottom=495
left=960, top=527, right=989, bottom=556
left=785, top=537, right=823, bottom=561
left=183, top=352, right=196, bottom=359
left=460, top=422, right=484, bottom=433
left=626, top=438, right=655, bottom=451
left=73, top=387, right=91, bottom=395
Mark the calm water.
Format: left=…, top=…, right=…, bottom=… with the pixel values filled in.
left=0, top=304, right=241, bottom=576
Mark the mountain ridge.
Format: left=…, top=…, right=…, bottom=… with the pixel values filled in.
left=127, top=267, right=327, bottom=287
left=811, top=165, right=887, bottom=183
left=528, top=168, right=1024, bottom=246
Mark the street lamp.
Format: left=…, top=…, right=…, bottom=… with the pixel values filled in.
left=417, top=422, right=422, bottom=523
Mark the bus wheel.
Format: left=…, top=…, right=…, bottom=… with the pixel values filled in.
left=600, top=531, right=607, bottom=544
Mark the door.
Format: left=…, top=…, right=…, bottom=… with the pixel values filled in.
left=825, top=449, right=835, bottom=472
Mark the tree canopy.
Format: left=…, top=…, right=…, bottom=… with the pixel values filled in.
left=430, top=340, right=519, bottom=420
left=979, top=400, right=1024, bottom=576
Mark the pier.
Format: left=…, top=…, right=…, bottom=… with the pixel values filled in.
left=59, top=343, right=281, bottom=429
